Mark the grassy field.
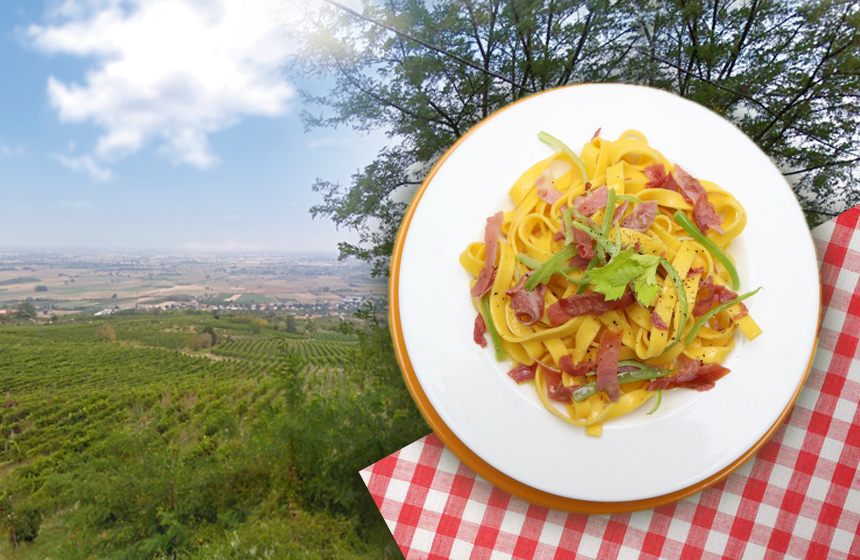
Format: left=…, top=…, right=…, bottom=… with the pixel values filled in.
left=0, top=310, right=424, bottom=559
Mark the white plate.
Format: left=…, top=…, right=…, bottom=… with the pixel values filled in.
left=394, top=84, right=819, bottom=503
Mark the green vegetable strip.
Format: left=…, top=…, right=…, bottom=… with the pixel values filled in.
left=570, top=207, right=600, bottom=236
left=571, top=366, right=673, bottom=402
left=646, top=390, right=662, bottom=415
left=658, top=258, right=688, bottom=354
left=618, top=360, right=673, bottom=375
left=601, top=188, right=616, bottom=239
left=563, top=206, right=576, bottom=245
left=673, top=209, right=740, bottom=291
left=577, top=361, right=672, bottom=378
left=524, top=245, right=577, bottom=291
left=684, top=287, right=762, bottom=346
left=516, top=252, right=589, bottom=285
left=616, top=194, right=644, bottom=204
left=577, top=258, right=598, bottom=294
left=572, top=221, right=615, bottom=255
left=481, top=295, right=505, bottom=362
left=538, top=131, right=589, bottom=183
left=516, top=253, right=544, bottom=270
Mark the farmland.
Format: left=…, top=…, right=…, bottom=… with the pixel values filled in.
left=0, top=251, right=386, bottom=317
left=0, top=309, right=427, bottom=558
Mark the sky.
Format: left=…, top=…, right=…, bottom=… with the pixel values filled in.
left=0, top=0, right=385, bottom=255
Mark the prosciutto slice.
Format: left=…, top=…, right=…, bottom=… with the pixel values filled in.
left=508, top=363, right=537, bottom=383
left=612, top=200, right=629, bottom=224
left=536, top=169, right=564, bottom=204
left=650, top=310, right=669, bottom=330
left=546, top=291, right=636, bottom=327
left=568, top=254, right=592, bottom=269
left=506, top=273, right=546, bottom=326
left=595, top=330, right=623, bottom=402
left=674, top=166, right=724, bottom=234
left=470, top=211, right=504, bottom=297
left=693, top=276, right=749, bottom=319
left=647, top=356, right=730, bottom=392
left=473, top=313, right=487, bottom=347
left=559, top=355, right=596, bottom=377
left=571, top=226, right=595, bottom=260
left=644, top=164, right=680, bottom=192
left=622, top=200, right=659, bottom=232
left=555, top=218, right=595, bottom=259
left=573, top=185, right=609, bottom=216
left=693, top=276, right=739, bottom=317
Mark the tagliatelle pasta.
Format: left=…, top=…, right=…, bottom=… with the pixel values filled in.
left=461, top=130, right=762, bottom=437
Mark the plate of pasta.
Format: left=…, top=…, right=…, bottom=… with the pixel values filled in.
left=390, top=84, right=819, bottom=510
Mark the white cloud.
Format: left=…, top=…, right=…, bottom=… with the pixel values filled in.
left=51, top=153, right=114, bottom=181
left=0, top=143, right=25, bottom=158
left=29, top=0, right=295, bottom=170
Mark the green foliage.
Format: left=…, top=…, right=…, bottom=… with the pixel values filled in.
left=16, top=302, right=37, bottom=319
left=0, top=311, right=415, bottom=559
left=278, top=303, right=428, bottom=528
left=2, top=498, right=42, bottom=545
left=290, top=0, right=860, bottom=271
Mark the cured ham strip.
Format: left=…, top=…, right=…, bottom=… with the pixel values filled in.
left=546, top=304, right=574, bottom=328
left=571, top=226, right=595, bottom=259
left=644, top=164, right=680, bottom=192
left=573, top=185, right=608, bottom=216
left=556, top=218, right=595, bottom=259
left=647, top=356, right=730, bottom=391
left=559, top=355, right=596, bottom=377
left=595, top=330, right=623, bottom=402
left=568, top=254, right=592, bottom=269
left=548, top=383, right=576, bottom=401
left=693, top=276, right=743, bottom=317
left=612, top=200, right=629, bottom=224
left=473, top=313, right=487, bottom=347
left=508, top=363, right=537, bottom=383
left=470, top=211, right=504, bottom=297
left=622, top=200, right=658, bottom=232
left=506, top=273, right=547, bottom=326
left=533, top=357, right=561, bottom=374
left=546, top=291, right=636, bottom=327
left=674, top=166, right=724, bottom=234
left=650, top=310, right=669, bottom=330
left=541, top=368, right=575, bottom=401
left=693, top=196, right=725, bottom=235
left=536, top=169, right=564, bottom=204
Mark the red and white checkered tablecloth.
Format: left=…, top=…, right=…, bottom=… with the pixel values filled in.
left=361, top=206, right=860, bottom=560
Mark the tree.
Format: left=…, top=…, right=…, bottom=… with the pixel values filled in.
left=16, top=302, right=37, bottom=320
left=288, top=0, right=859, bottom=274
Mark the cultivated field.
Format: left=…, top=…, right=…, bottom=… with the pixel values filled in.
left=0, top=251, right=386, bottom=315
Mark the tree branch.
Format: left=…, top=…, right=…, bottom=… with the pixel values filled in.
left=321, top=0, right=533, bottom=93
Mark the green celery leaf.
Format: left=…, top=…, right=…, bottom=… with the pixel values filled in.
left=587, top=248, right=644, bottom=300
left=631, top=254, right=661, bottom=306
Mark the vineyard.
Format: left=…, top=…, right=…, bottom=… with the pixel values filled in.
left=0, top=310, right=412, bottom=559
left=213, top=330, right=358, bottom=365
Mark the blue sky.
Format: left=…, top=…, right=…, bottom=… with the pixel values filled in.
left=0, top=0, right=384, bottom=255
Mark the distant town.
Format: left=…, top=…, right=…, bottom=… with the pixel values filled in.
left=0, top=251, right=387, bottom=320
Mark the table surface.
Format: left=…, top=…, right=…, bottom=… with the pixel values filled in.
left=361, top=205, right=860, bottom=560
